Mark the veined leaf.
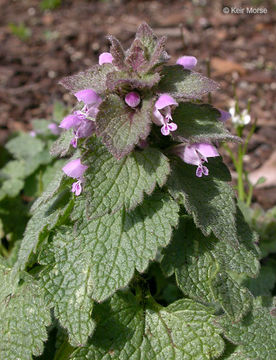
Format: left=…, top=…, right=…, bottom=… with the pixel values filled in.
left=162, top=217, right=253, bottom=321
left=218, top=298, right=276, bottom=360
left=96, top=94, right=152, bottom=159
left=59, top=64, right=113, bottom=94
left=168, top=157, right=259, bottom=259
left=158, top=65, right=219, bottom=99
left=16, top=189, right=74, bottom=270
left=0, top=264, right=51, bottom=360
left=71, top=291, right=225, bottom=360
left=41, top=192, right=179, bottom=303
left=171, top=102, right=240, bottom=143
left=80, top=138, right=170, bottom=218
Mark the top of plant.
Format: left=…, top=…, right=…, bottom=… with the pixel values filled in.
left=57, top=22, right=239, bottom=197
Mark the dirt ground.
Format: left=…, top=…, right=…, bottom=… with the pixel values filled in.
left=0, top=0, right=276, bottom=208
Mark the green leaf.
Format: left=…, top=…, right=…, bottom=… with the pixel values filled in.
left=16, top=189, right=74, bottom=270
left=107, top=35, right=126, bottom=70
left=211, top=272, right=252, bottom=322
left=161, top=217, right=253, bottom=321
left=158, top=65, right=219, bottom=99
left=217, top=342, right=247, bottom=360
left=50, top=129, right=73, bottom=158
left=32, top=119, right=53, bottom=134
left=0, top=178, right=25, bottom=200
left=52, top=101, right=69, bottom=123
left=243, top=260, right=276, bottom=297
left=134, top=23, right=169, bottom=71
left=80, top=138, right=170, bottom=218
left=136, top=22, right=158, bottom=57
left=5, top=133, right=44, bottom=160
left=96, top=94, right=152, bottom=159
left=125, top=38, right=148, bottom=71
left=59, top=64, right=113, bottom=94
left=218, top=299, right=276, bottom=360
left=71, top=291, right=225, bottom=360
left=168, top=157, right=259, bottom=259
left=172, top=103, right=240, bottom=143
left=0, top=197, right=29, bottom=247
left=42, top=192, right=179, bottom=302
left=0, top=264, right=51, bottom=360
left=31, top=162, right=66, bottom=212
left=39, top=241, right=95, bottom=346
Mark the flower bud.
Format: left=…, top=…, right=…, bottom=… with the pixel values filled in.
left=125, top=92, right=141, bottom=108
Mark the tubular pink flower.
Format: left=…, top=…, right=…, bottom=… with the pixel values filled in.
left=218, top=109, right=231, bottom=122
left=125, top=91, right=141, bottom=108
left=74, top=89, right=102, bottom=106
left=155, top=94, right=178, bottom=110
left=176, top=56, right=197, bottom=70
left=59, top=115, right=81, bottom=130
left=60, top=89, right=101, bottom=147
left=152, top=94, right=178, bottom=136
left=71, top=180, right=83, bottom=196
left=62, top=158, right=88, bottom=196
left=99, top=52, right=113, bottom=65
left=173, top=143, right=219, bottom=177
left=62, top=158, right=88, bottom=179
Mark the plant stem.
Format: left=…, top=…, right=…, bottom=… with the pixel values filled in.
left=237, top=143, right=245, bottom=202
left=53, top=340, right=74, bottom=360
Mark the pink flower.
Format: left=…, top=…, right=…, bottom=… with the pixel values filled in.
left=59, top=89, right=101, bottom=148
left=74, top=89, right=102, bottom=106
left=176, top=56, right=197, bottom=70
left=152, top=94, right=178, bottom=136
left=125, top=91, right=141, bottom=108
left=173, top=143, right=219, bottom=177
left=62, top=158, right=88, bottom=196
left=218, top=109, right=231, bottom=122
left=99, top=52, right=113, bottom=65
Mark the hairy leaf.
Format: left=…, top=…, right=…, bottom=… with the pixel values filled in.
left=158, top=65, right=219, bottom=99
left=107, top=35, right=126, bottom=70
left=71, top=291, right=225, bottom=360
left=162, top=217, right=253, bottom=321
left=168, top=157, right=259, bottom=260
left=39, top=242, right=95, bottom=346
left=218, top=299, right=276, bottom=360
left=243, top=260, right=276, bottom=297
left=50, top=129, right=73, bottom=158
left=96, top=94, right=152, bottom=159
left=42, top=192, right=179, bottom=302
left=5, top=133, right=44, bottom=160
left=106, top=71, right=160, bottom=91
left=80, top=138, right=170, bottom=218
left=172, top=102, right=240, bottom=143
left=59, top=64, right=113, bottom=94
left=125, top=38, right=148, bottom=71
left=0, top=264, right=51, bottom=360
left=31, top=162, right=66, bottom=212
left=135, top=22, right=159, bottom=59
left=135, top=23, right=169, bottom=71
left=16, top=189, right=74, bottom=270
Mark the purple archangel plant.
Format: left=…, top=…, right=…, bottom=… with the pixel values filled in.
left=1, top=23, right=275, bottom=360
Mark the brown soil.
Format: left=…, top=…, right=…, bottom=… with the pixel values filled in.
left=0, top=0, right=276, bottom=208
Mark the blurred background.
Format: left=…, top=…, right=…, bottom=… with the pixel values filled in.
left=0, top=0, right=276, bottom=207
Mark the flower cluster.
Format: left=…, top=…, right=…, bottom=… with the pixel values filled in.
left=59, top=25, right=231, bottom=194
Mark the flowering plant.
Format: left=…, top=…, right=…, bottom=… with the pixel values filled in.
left=1, top=24, right=275, bottom=360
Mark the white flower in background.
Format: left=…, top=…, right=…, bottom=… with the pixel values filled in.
left=229, top=106, right=251, bottom=126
